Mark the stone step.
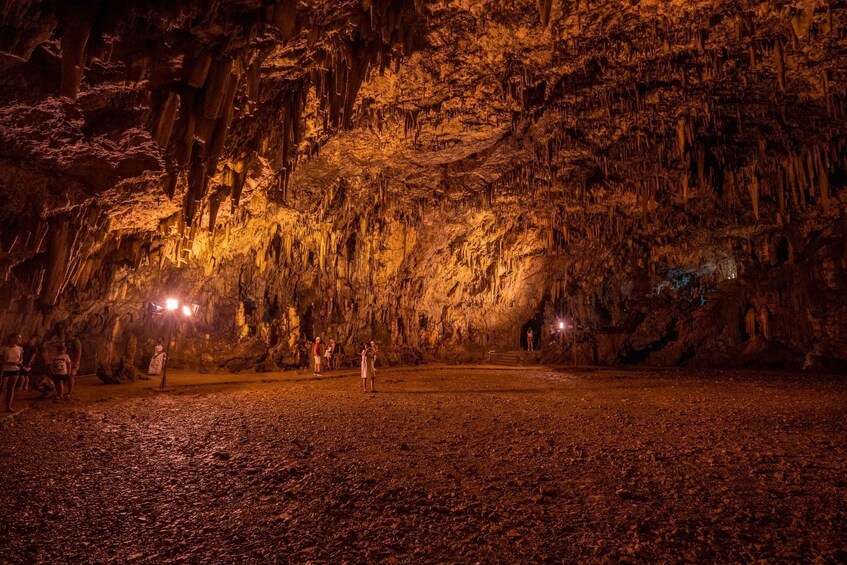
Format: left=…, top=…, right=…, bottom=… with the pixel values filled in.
left=488, top=351, right=542, bottom=366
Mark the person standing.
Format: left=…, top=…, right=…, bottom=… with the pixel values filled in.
left=148, top=337, right=166, bottom=376
left=324, top=339, right=336, bottom=372
left=313, top=337, right=323, bottom=375
left=50, top=344, right=71, bottom=401
left=19, top=335, right=40, bottom=392
left=370, top=341, right=379, bottom=367
left=297, top=335, right=309, bottom=373
left=66, top=332, right=82, bottom=400
left=1, top=333, right=23, bottom=412
left=526, top=328, right=535, bottom=352
left=360, top=342, right=376, bottom=392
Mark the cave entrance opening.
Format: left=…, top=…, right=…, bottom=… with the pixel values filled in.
left=520, top=312, right=544, bottom=351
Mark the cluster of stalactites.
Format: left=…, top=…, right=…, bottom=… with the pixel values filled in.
left=181, top=0, right=423, bottom=231
left=4, top=0, right=425, bottom=236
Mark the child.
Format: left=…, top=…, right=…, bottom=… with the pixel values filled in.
left=51, top=345, right=72, bottom=401
left=324, top=339, right=335, bottom=371
left=35, top=374, right=56, bottom=399
left=1, top=333, right=23, bottom=412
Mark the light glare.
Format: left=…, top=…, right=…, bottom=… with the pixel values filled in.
left=166, top=298, right=179, bottom=311
left=181, top=305, right=193, bottom=317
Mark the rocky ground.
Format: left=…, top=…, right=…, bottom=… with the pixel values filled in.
left=0, top=366, right=845, bottom=563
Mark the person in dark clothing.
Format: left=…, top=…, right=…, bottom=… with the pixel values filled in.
left=66, top=332, right=82, bottom=400
left=297, top=335, right=309, bottom=373
left=18, top=335, right=40, bottom=392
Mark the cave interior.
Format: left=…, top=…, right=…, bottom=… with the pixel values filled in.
left=1, top=0, right=846, bottom=375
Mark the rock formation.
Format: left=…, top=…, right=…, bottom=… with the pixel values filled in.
left=1, top=0, right=845, bottom=371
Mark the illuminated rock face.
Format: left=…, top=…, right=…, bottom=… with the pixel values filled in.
left=0, top=1, right=846, bottom=372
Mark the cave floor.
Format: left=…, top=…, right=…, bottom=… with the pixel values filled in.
left=0, top=366, right=845, bottom=563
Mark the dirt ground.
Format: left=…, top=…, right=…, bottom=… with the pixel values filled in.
left=0, top=366, right=845, bottom=564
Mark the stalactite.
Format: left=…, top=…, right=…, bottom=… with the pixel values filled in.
left=185, top=156, right=208, bottom=226
left=748, top=174, right=760, bottom=222
left=269, top=0, right=298, bottom=41
left=151, top=91, right=180, bottom=148
left=184, top=52, right=212, bottom=88
left=203, top=58, right=234, bottom=120
left=208, top=73, right=240, bottom=162
left=775, top=38, right=785, bottom=92
left=59, top=12, right=92, bottom=99
left=208, top=194, right=221, bottom=233
left=173, top=90, right=197, bottom=167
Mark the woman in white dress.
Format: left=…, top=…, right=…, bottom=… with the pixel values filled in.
left=148, top=338, right=166, bottom=376
left=360, top=342, right=376, bottom=392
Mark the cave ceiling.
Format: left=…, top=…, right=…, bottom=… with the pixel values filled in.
left=3, top=0, right=840, bottom=224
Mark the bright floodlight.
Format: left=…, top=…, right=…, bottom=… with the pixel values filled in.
left=181, top=305, right=193, bottom=317
left=559, top=321, right=565, bottom=330
left=165, top=298, right=179, bottom=311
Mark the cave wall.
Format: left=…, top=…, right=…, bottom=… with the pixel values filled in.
left=1, top=0, right=846, bottom=373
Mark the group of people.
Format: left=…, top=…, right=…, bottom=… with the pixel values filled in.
left=0, top=332, right=83, bottom=412
left=308, top=337, right=344, bottom=375
left=1, top=327, right=383, bottom=411
left=300, top=336, right=380, bottom=392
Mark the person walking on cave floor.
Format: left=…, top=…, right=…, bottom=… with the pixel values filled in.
left=1, top=333, right=24, bottom=412
left=526, top=327, right=535, bottom=352
left=313, top=337, right=323, bottom=376
left=50, top=344, right=71, bottom=402
left=18, top=335, right=40, bottom=392
left=66, top=332, right=82, bottom=400
left=148, top=338, right=166, bottom=376
left=361, top=342, right=376, bottom=392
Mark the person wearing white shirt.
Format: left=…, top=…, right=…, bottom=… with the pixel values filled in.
left=1, top=333, right=24, bottom=412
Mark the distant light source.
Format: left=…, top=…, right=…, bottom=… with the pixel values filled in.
left=559, top=321, right=565, bottom=331
left=181, top=305, right=193, bottom=317
left=166, top=298, right=179, bottom=311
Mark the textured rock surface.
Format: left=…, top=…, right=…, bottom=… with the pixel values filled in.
left=1, top=0, right=846, bottom=369
left=0, top=367, right=845, bottom=562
